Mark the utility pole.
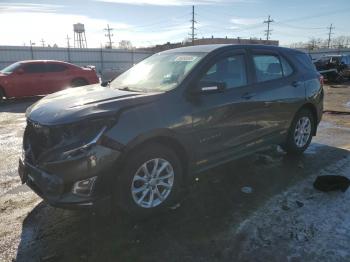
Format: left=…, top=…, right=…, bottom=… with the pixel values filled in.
left=104, top=24, right=114, bottom=49
left=263, top=15, right=274, bottom=41
left=327, top=23, right=335, bottom=48
left=189, top=5, right=197, bottom=45
left=40, top=38, right=45, bottom=47
left=66, top=35, right=71, bottom=62
left=29, top=40, right=35, bottom=59
left=66, top=35, right=71, bottom=48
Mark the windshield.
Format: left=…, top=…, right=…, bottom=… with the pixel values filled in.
left=0, top=62, right=21, bottom=74
left=110, top=52, right=206, bottom=92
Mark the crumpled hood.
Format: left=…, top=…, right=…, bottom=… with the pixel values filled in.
left=26, top=84, right=160, bottom=125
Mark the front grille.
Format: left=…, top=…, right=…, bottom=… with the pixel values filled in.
left=24, top=121, right=55, bottom=162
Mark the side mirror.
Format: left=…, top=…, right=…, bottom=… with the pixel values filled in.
left=16, top=68, right=24, bottom=75
left=194, top=80, right=226, bottom=94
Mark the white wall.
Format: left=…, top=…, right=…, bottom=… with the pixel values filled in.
left=0, top=46, right=153, bottom=76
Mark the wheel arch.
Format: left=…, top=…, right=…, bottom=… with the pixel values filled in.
left=297, top=103, right=319, bottom=135
left=71, top=77, right=88, bottom=86
left=0, top=85, right=6, bottom=98
left=120, top=131, right=191, bottom=179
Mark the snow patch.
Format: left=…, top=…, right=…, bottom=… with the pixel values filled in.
left=231, top=156, right=350, bottom=261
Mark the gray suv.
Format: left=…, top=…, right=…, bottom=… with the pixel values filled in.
left=19, top=44, right=323, bottom=217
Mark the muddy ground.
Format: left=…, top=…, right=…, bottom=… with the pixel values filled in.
left=0, top=83, right=350, bottom=262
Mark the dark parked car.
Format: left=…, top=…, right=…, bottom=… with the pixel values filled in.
left=313, top=55, right=350, bottom=82
left=19, top=45, right=323, bottom=217
left=0, top=60, right=99, bottom=101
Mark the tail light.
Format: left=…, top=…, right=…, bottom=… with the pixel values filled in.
left=319, top=75, right=324, bottom=86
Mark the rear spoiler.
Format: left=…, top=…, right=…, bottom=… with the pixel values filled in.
left=82, top=65, right=96, bottom=70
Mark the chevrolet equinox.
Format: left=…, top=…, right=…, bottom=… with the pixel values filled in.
left=19, top=44, right=323, bottom=217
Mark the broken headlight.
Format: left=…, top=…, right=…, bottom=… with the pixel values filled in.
left=60, top=126, right=107, bottom=159
left=53, top=117, right=117, bottom=161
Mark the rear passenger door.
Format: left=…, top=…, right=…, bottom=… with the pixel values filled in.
left=250, top=49, right=304, bottom=140
left=16, top=63, right=48, bottom=96
left=45, top=63, right=70, bottom=93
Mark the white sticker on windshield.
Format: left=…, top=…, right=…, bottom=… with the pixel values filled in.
left=174, top=56, right=196, bottom=62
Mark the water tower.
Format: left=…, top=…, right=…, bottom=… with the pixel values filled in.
left=73, top=23, right=87, bottom=48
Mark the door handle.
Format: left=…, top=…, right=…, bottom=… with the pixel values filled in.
left=241, top=92, right=256, bottom=100
left=264, top=101, right=274, bottom=106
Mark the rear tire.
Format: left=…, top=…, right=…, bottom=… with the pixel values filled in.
left=283, top=109, right=315, bottom=155
left=114, top=143, right=183, bottom=219
left=71, top=78, right=88, bottom=87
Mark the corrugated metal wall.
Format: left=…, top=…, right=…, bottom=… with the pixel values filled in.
left=299, top=48, right=350, bottom=60
left=0, top=45, right=153, bottom=74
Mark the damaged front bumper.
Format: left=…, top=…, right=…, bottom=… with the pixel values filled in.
left=19, top=144, right=121, bottom=209
left=19, top=120, right=123, bottom=209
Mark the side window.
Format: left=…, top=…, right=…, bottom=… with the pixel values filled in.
left=46, top=63, right=67, bottom=72
left=201, top=54, right=247, bottom=89
left=280, top=56, right=293, bottom=76
left=253, top=55, right=283, bottom=82
left=23, top=63, right=46, bottom=74
left=341, top=56, right=350, bottom=65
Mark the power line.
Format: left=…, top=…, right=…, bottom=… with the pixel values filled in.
left=129, top=13, right=189, bottom=30
left=104, top=24, right=114, bottom=49
left=40, top=38, right=45, bottom=47
left=280, top=7, right=350, bottom=24
left=327, top=23, right=335, bottom=48
left=274, top=21, right=324, bottom=30
left=264, top=15, right=274, bottom=40
left=189, top=5, right=197, bottom=45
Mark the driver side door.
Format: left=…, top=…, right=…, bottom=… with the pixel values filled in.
left=190, top=50, right=260, bottom=168
left=13, top=63, right=47, bottom=96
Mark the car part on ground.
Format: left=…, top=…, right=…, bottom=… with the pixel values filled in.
left=314, top=175, right=350, bottom=192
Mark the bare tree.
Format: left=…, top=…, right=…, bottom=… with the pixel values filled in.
left=119, top=40, right=133, bottom=50
left=290, top=35, right=350, bottom=49
left=289, top=41, right=307, bottom=49
left=332, top=36, right=350, bottom=48
left=307, top=38, right=321, bottom=50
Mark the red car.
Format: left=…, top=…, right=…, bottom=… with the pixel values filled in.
left=0, top=60, right=99, bottom=101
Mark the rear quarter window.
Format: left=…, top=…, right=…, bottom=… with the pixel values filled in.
left=46, top=63, right=67, bottom=72
left=295, top=53, right=317, bottom=72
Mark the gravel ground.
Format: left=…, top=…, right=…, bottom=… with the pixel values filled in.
left=0, top=83, right=350, bottom=262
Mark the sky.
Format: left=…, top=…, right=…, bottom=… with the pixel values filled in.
left=0, top=0, right=349, bottom=48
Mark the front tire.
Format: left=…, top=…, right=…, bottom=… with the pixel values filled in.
left=0, top=88, right=5, bottom=102
left=283, top=109, right=315, bottom=155
left=115, top=143, right=183, bottom=218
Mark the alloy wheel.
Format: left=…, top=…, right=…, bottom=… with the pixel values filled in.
left=294, top=116, right=311, bottom=148
left=131, top=158, right=174, bottom=208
